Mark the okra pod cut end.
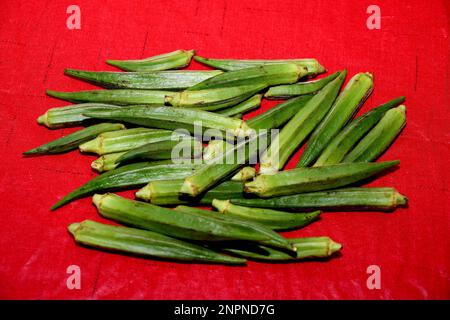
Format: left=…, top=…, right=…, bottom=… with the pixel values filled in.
left=180, top=178, right=199, bottom=197
left=243, top=177, right=267, bottom=196
left=37, top=113, right=50, bottom=127
left=328, top=239, right=342, bottom=255
left=92, top=193, right=106, bottom=209
left=135, top=185, right=151, bottom=201
left=394, top=190, right=408, bottom=206
left=231, top=167, right=256, bottom=181
left=68, top=222, right=81, bottom=236
left=211, top=199, right=231, bottom=213
left=79, top=137, right=100, bottom=154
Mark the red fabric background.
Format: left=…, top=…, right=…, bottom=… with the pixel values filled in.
left=0, top=0, right=449, bottom=300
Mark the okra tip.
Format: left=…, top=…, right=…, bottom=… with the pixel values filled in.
left=92, top=193, right=106, bottom=208
left=395, top=191, right=408, bottom=206
left=211, top=199, right=230, bottom=213
left=91, top=158, right=104, bottom=172
left=328, top=239, right=342, bottom=255
left=37, top=113, right=49, bottom=126
left=68, top=222, right=81, bottom=236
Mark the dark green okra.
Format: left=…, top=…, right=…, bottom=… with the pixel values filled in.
left=245, top=160, right=400, bottom=198
left=23, top=123, right=125, bottom=155
left=69, top=220, right=245, bottom=265
left=51, top=161, right=201, bottom=210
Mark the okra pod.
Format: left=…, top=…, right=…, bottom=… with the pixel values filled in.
left=298, top=72, right=374, bottom=167
left=91, top=152, right=125, bottom=172
left=212, top=200, right=320, bottom=231
left=93, top=193, right=283, bottom=243
left=217, top=94, right=262, bottom=117
left=84, top=106, right=252, bottom=138
left=188, top=63, right=308, bottom=91
left=259, top=71, right=347, bottom=174
left=173, top=205, right=294, bottom=251
left=314, top=97, right=405, bottom=166
left=37, top=103, right=122, bottom=129
left=136, top=180, right=244, bottom=205
left=23, top=123, right=125, bottom=155
left=65, top=69, right=222, bottom=90
left=46, top=89, right=174, bottom=105
left=223, top=237, right=341, bottom=261
left=230, top=187, right=408, bottom=212
left=51, top=161, right=201, bottom=210
left=106, top=49, right=195, bottom=71
left=245, top=160, right=400, bottom=198
left=79, top=128, right=172, bottom=155
left=343, top=105, right=406, bottom=163
left=203, top=139, right=231, bottom=161
left=231, top=167, right=256, bottom=182
left=69, top=220, right=245, bottom=265
left=194, top=56, right=325, bottom=77
left=265, top=71, right=341, bottom=99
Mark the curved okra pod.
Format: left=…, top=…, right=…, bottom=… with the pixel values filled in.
left=93, top=193, right=285, bottom=244
left=265, top=71, right=341, bottom=99
left=91, top=152, right=125, bottom=172
left=188, top=63, right=308, bottom=91
left=69, top=220, right=245, bottom=265
left=106, top=49, right=195, bottom=71
left=46, top=89, right=174, bottom=105
left=64, top=69, right=223, bottom=90
left=173, top=205, right=295, bottom=251
left=298, top=72, right=374, bottom=167
left=51, top=161, right=201, bottom=210
left=223, top=237, right=342, bottom=261
left=259, top=71, right=347, bottom=174
left=314, top=97, right=406, bottom=166
left=229, top=187, right=408, bottom=212
left=343, top=105, right=407, bottom=163
left=193, top=56, right=325, bottom=77
left=217, top=94, right=262, bottom=117
left=245, top=160, right=400, bottom=198
left=83, top=106, right=253, bottom=139
left=212, top=200, right=320, bottom=231
left=135, top=179, right=245, bottom=205
left=23, top=123, right=125, bottom=155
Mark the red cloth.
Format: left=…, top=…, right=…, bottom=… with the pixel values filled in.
left=0, top=0, right=448, bottom=299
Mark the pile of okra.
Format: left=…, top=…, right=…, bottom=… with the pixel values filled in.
left=24, top=49, right=408, bottom=265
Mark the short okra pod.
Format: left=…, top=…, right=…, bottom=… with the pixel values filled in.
left=229, top=187, right=408, bottom=212
left=314, top=97, right=406, bottom=166
left=265, top=71, right=341, bottom=99
left=212, top=200, right=321, bottom=231
left=69, top=220, right=245, bottom=265
left=65, top=69, right=222, bottom=90
left=106, top=49, right=195, bottom=71
left=217, top=94, right=262, bottom=117
left=23, top=123, right=125, bottom=155
left=245, top=160, right=400, bottom=198
left=298, top=72, right=374, bottom=167
left=343, top=105, right=407, bottom=163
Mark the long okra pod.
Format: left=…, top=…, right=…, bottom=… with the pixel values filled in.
left=212, top=200, right=320, bottom=231
left=265, top=71, right=341, bottom=99
left=259, top=71, right=347, bottom=174
left=230, top=187, right=408, bottom=212
left=65, top=69, right=222, bottom=90
left=91, top=152, right=125, bottom=172
left=106, top=49, right=195, bottom=71
left=314, top=97, right=405, bottom=166
left=245, top=160, right=400, bottom=198
left=51, top=161, right=201, bottom=210
left=23, top=123, right=125, bottom=155
left=217, top=94, right=262, bottom=117
left=69, top=220, right=245, bottom=265
left=298, top=72, right=374, bottom=167
left=343, top=105, right=406, bottom=162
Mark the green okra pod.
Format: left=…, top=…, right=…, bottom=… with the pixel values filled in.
left=91, top=152, right=125, bottom=172
left=229, top=187, right=408, bottom=212
left=79, top=128, right=172, bottom=155
left=212, top=200, right=320, bottom=231
left=65, top=69, right=222, bottom=90
left=69, top=220, right=245, bottom=265
left=230, top=167, right=256, bottom=182
left=217, top=94, right=262, bottom=117
left=265, top=71, right=341, bottom=99
left=93, top=193, right=283, bottom=243
left=37, top=103, right=122, bottom=129
left=106, top=49, right=195, bottom=71
left=188, top=63, right=308, bottom=91
left=259, top=71, right=347, bottom=174
left=245, top=160, right=400, bottom=198
left=23, top=123, right=125, bottom=155
left=343, top=105, right=407, bottom=163
left=135, top=179, right=245, bottom=205
left=51, top=161, right=201, bottom=210
left=314, top=97, right=406, bottom=166
left=46, top=89, right=174, bottom=105
left=84, top=106, right=253, bottom=138
left=298, top=72, right=374, bottom=167
left=194, top=56, right=325, bottom=77
left=173, top=205, right=295, bottom=251
left=223, top=237, right=341, bottom=261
